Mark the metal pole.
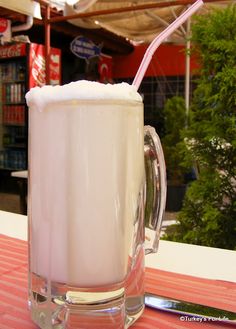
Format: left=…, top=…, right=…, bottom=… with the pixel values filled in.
left=44, top=0, right=222, bottom=24
left=45, top=4, right=51, bottom=85
left=185, top=17, right=191, bottom=124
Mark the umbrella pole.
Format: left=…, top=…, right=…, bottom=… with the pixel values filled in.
left=185, top=17, right=191, bottom=126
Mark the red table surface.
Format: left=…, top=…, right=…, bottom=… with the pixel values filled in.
left=0, top=233, right=236, bottom=329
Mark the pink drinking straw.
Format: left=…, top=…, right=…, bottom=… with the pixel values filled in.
left=132, top=0, right=204, bottom=90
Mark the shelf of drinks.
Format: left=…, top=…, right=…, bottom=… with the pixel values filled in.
left=0, top=61, right=26, bottom=83
left=1, top=80, right=25, bottom=84
left=2, top=123, right=26, bottom=127
left=0, top=150, right=26, bottom=171
left=2, top=105, right=26, bottom=126
left=3, top=144, right=26, bottom=149
left=1, top=83, right=26, bottom=104
left=2, top=102, right=26, bottom=105
left=0, top=166, right=26, bottom=171
left=2, top=127, right=26, bottom=149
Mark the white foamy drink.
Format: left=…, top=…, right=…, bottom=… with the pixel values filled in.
left=26, top=81, right=145, bottom=287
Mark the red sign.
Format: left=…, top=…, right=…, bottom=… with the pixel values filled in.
left=0, top=43, right=26, bottom=58
left=29, top=43, right=61, bottom=88
left=0, top=18, right=8, bottom=33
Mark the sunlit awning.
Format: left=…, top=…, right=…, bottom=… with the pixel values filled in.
left=52, top=0, right=235, bottom=44
left=0, top=0, right=41, bottom=19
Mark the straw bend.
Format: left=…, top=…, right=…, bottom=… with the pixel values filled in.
left=132, top=0, right=204, bottom=90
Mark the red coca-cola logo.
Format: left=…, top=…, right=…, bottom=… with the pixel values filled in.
left=31, top=48, right=46, bottom=87
left=0, top=18, right=8, bottom=33
left=32, top=67, right=46, bottom=86
left=29, top=44, right=60, bottom=87
left=0, top=43, right=26, bottom=58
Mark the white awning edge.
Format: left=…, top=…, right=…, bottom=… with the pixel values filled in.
left=0, top=0, right=42, bottom=19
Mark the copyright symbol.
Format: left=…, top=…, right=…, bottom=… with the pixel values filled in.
left=180, top=316, right=185, bottom=321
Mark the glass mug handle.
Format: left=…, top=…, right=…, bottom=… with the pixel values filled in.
left=144, top=125, right=167, bottom=254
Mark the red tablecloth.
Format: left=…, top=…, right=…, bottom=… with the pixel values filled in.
left=0, top=234, right=236, bottom=329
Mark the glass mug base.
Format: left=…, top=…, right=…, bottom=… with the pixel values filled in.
left=28, top=249, right=145, bottom=329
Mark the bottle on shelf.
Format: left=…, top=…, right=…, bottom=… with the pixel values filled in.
left=0, top=59, right=27, bottom=170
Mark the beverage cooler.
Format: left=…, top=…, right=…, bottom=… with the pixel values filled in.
left=0, top=42, right=61, bottom=172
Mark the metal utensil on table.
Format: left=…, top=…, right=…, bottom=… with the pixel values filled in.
left=145, top=292, right=236, bottom=324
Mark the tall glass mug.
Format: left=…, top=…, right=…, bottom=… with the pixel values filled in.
left=26, top=81, right=166, bottom=329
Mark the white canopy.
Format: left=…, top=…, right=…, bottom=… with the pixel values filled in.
left=0, top=0, right=41, bottom=19
left=60, top=0, right=234, bottom=44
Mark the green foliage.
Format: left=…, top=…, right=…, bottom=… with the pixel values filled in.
left=164, top=5, right=236, bottom=250
left=162, top=96, right=190, bottom=185
left=190, top=5, right=236, bottom=75
left=165, top=170, right=236, bottom=249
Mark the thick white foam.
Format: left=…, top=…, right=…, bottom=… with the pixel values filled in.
left=26, top=80, right=142, bottom=110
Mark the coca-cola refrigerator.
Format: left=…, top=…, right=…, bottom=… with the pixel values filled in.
left=0, top=42, right=61, bottom=172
